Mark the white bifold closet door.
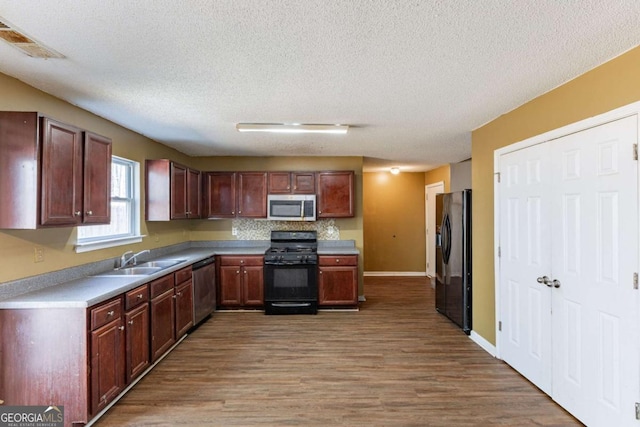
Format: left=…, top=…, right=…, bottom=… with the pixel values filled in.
left=499, top=115, right=639, bottom=427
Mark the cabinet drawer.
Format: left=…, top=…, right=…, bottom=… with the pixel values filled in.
left=174, top=266, right=192, bottom=285
left=219, top=256, right=264, bottom=267
left=150, top=274, right=175, bottom=299
left=125, top=284, right=149, bottom=310
left=319, top=255, right=358, bottom=266
left=90, top=298, right=123, bottom=330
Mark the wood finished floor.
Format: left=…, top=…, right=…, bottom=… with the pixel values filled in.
left=95, top=277, right=581, bottom=426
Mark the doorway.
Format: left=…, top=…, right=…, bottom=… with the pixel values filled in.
left=425, top=181, right=444, bottom=278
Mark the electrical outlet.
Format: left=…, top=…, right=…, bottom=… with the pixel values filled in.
left=231, top=227, right=238, bottom=236
left=34, top=247, right=44, bottom=263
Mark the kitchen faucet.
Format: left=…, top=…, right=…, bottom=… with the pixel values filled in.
left=120, top=250, right=150, bottom=268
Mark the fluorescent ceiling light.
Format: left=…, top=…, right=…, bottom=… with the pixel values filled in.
left=236, top=123, right=349, bottom=134
left=390, top=167, right=400, bottom=175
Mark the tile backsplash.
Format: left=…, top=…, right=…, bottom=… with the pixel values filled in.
left=232, top=218, right=340, bottom=240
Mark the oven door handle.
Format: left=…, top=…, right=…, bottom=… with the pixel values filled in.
left=271, top=302, right=312, bottom=308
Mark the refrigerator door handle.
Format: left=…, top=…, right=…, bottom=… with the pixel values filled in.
left=442, top=214, right=452, bottom=264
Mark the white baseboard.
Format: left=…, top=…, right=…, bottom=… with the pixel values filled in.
left=469, top=331, right=497, bottom=357
left=364, top=271, right=427, bottom=277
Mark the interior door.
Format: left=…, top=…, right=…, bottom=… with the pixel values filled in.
left=426, top=182, right=445, bottom=277
left=549, top=116, right=639, bottom=426
left=498, top=115, right=640, bottom=426
left=498, top=142, right=553, bottom=394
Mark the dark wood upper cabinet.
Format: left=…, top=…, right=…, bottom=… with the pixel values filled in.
left=146, top=159, right=201, bottom=220
left=203, top=172, right=236, bottom=218
left=268, top=172, right=315, bottom=194
left=0, top=112, right=112, bottom=229
left=237, top=172, right=267, bottom=218
left=204, top=172, right=267, bottom=219
left=83, top=132, right=112, bottom=224
left=187, top=168, right=202, bottom=219
left=316, top=171, right=355, bottom=218
left=40, top=118, right=84, bottom=226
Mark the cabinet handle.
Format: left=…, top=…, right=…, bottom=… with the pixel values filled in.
left=238, top=210, right=242, bottom=214
left=244, top=270, right=247, bottom=274
left=107, top=310, right=115, bottom=317
left=177, top=291, right=182, bottom=296
left=173, top=295, right=178, bottom=299
left=128, top=320, right=134, bottom=325
left=232, top=211, right=235, bottom=214
left=240, top=260, right=244, bottom=264
left=294, top=185, right=297, bottom=190
left=118, top=326, right=125, bottom=331
left=236, top=270, right=240, bottom=274
left=287, top=185, right=291, bottom=190
left=319, top=271, right=323, bottom=274
left=318, top=210, right=322, bottom=214
left=86, top=210, right=93, bottom=216
left=137, top=294, right=143, bottom=299
left=336, top=259, right=340, bottom=263
left=75, top=211, right=81, bottom=216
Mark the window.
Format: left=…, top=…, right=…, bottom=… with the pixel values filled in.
left=76, top=156, right=142, bottom=252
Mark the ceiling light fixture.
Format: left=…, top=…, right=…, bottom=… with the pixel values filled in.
left=390, top=167, right=400, bottom=175
left=236, top=123, right=349, bottom=134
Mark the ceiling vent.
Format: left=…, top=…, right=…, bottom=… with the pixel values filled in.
left=0, top=17, right=64, bottom=59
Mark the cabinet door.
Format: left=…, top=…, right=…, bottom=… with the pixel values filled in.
left=219, top=265, right=242, bottom=306
left=187, top=168, right=201, bottom=218
left=91, top=318, right=125, bottom=415
left=316, top=171, right=355, bottom=218
left=318, top=266, right=358, bottom=306
left=243, top=265, right=264, bottom=306
left=83, top=132, right=112, bottom=224
left=170, top=163, right=188, bottom=219
left=292, top=172, right=315, bottom=194
left=237, top=172, right=267, bottom=218
left=203, top=172, right=236, bottom=218
left=125, top=303, right=150, bottom=384
left=267, top=172, right=292, bottom=194
left=150, top=289, right=176, bottom=362
left=40, top=117, right=84, bottom=226
left=175, top=280, right=194, bottom=338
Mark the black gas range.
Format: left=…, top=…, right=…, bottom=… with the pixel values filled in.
left=264, top=230, right=318, bottom=314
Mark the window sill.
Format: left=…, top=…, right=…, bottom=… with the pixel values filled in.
left=75, top=235, right=146, bottom=253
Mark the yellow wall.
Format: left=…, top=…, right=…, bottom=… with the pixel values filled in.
left=425, top=165, right=450, bottom=191
left=363, top=172, right=426, bottom=272
left=0, top=73, right=193, bottom=283
left=471, top=46, right=640, bottom=344
left=0, top=72, right=365, bottom=290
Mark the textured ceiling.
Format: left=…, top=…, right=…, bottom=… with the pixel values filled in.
left=1, top=1, right=640, bottom=172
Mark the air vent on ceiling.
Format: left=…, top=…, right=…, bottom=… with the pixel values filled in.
left=0, top=17, right=64, bottom=58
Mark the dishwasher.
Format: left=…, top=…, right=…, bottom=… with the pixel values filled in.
left=192, top=256, right=216, bottom=325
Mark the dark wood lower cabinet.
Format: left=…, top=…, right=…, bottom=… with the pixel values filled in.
left=318, top=255, right=359, bottom=307
left=0, top=266, right=197, bottom=427
left=125, top=303, right=150, bottom=383
left=91, top=317, right=125, bottom=415
left=217, top=256, right=264, bottom=308
left=175, top=279, right=194, bottom=338
left=150, top=288, right=176, bottom=362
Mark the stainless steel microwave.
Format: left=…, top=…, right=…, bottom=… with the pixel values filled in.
left=267, top=194, right=316, bottom=221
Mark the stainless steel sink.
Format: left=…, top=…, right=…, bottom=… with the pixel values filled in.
left=137, top=259, right=185, bottom=269
left=99, top=266, right=164, bottom=276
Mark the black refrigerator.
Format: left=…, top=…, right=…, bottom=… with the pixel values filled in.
left=435, top=190, right=472, bottom=334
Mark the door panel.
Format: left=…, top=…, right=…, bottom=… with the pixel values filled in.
left=499, top=142, right=553, bottom=394
left=550, top=116, right=638, bottom=426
